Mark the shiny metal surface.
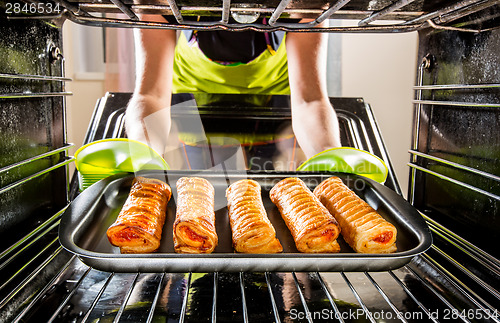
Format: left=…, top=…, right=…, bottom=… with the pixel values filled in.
left=408, top=163, right=500, bottom=201
left=409, top=150, right=500, bottom=183
left=410, top=26, right=500, bottom=258
left=166, top=0, right=184, bottom=23
left=221, top=0, right=230, bottom=24
left=358, top=0, right=419, bottom=26
left=268, top=0, right=294, bottom=25
left=0, top=144, right=73, bottom=175
left=412, top=99, right=500, bottom=108
left=0, top=73, right=71, bottom=82
left=408, top=60, right=427, bottom=206
left=0, top=91, right=72, bottom=99
left=312, top=0, right=353, bottom=25
left=0, top=157, right=75, bottom=195
left=413, top=83, right=500, bottom=90
left=62, top=11, right=423, bottom=33
left=10, top=251, right=498, bottom=322
left=7, top=0, right=499, bottom=33
left=109, top=0, right=139, bottom=20
left=435, top=0, right=500, bottom=26
left=403, top=0, right=498, bottom=26
left=0, top=18, right=70, bottom=315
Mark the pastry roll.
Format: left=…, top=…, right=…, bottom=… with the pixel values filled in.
left=269, top=177, right=341, bottom=253
left=226, top=179, right=283, bottom=253
left=107, top=177, right=171, bottom=253
left=173, top=177, right=218, bottom=253
left=313, top=176, right=397, bottom=253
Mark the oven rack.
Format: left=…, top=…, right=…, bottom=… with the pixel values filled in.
left=0, top=70, right=73, bottom=194
left=0, top=70, right=71, bottom=100
left=0, top=146, right=75, bottom=195
left=7, top=0, right=500, bottom=33
left=409, top=58, right=500, bottom=204
left=2, top=220, right=499, bottom=322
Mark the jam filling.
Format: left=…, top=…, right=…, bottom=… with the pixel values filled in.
left=373, top=231, right=393, bottom=244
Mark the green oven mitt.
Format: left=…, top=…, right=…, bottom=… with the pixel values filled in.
left=75, top=138, right=169, bottom=191
left=296, top=147, right=388, bottom=183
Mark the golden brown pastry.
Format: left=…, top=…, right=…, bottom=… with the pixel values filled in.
left=106, top=177, right=171, bottom=253
left=173, top=177, right=218, bottom=253
left=269, top=177, right=341, bottom=253
left=313, top=176, right=397, bottom=253
left=226, top=179, right=283, bottom=253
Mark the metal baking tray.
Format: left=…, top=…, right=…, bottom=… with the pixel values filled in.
left=59, top=170, right=432, bottom=272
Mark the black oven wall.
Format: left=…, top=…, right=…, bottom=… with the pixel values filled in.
left=411, top=23, right=500, bottom=258
left=0, top=12, right=72, bottom=320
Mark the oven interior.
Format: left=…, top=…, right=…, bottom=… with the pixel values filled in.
left=1, top=0, right=499, bottom=322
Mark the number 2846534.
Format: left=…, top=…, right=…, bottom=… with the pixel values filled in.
left=5, top=2, right=61, bottom=15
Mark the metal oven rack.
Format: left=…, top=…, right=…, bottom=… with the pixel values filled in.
left=409, top=63, right=500, bottom=209
left=7, top=0, right=500, bottom=33
left=2, top=229, right=500, bottom=321
left=8, top=255, right=500, bottom=322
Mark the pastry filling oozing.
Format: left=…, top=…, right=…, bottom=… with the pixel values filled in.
left=181, top=227, right=206, bottom=246
left=373, top=231, right=393, bottom=244
left=116, top=228, right=144, bottom=244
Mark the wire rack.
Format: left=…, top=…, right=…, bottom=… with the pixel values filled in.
left=2, top=212, right=499, bottom=322
left=408, top=60, right=500, bottom=206
left=7, top=0, right=500, bottom=32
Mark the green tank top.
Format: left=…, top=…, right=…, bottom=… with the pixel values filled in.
left=172, top=32, right=290, bottom=95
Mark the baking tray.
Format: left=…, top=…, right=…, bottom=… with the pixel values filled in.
left=59, top=170, right=432, bottom=272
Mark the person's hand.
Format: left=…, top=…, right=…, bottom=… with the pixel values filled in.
left=125, top=93, right=172, bottom=156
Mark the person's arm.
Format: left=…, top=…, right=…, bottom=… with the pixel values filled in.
left=125, top=15, right=177, bottom=155
left=285, top=21, right=341, bottom=158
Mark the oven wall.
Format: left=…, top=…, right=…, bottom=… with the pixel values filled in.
left=0, top=13, right=74, bottom=320
left=0, top=14, right=68, bottom=247
left=411, top=26, right=500, bottom=257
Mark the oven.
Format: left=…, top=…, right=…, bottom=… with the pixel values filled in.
left=1, top=1, right=499, bottom=322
